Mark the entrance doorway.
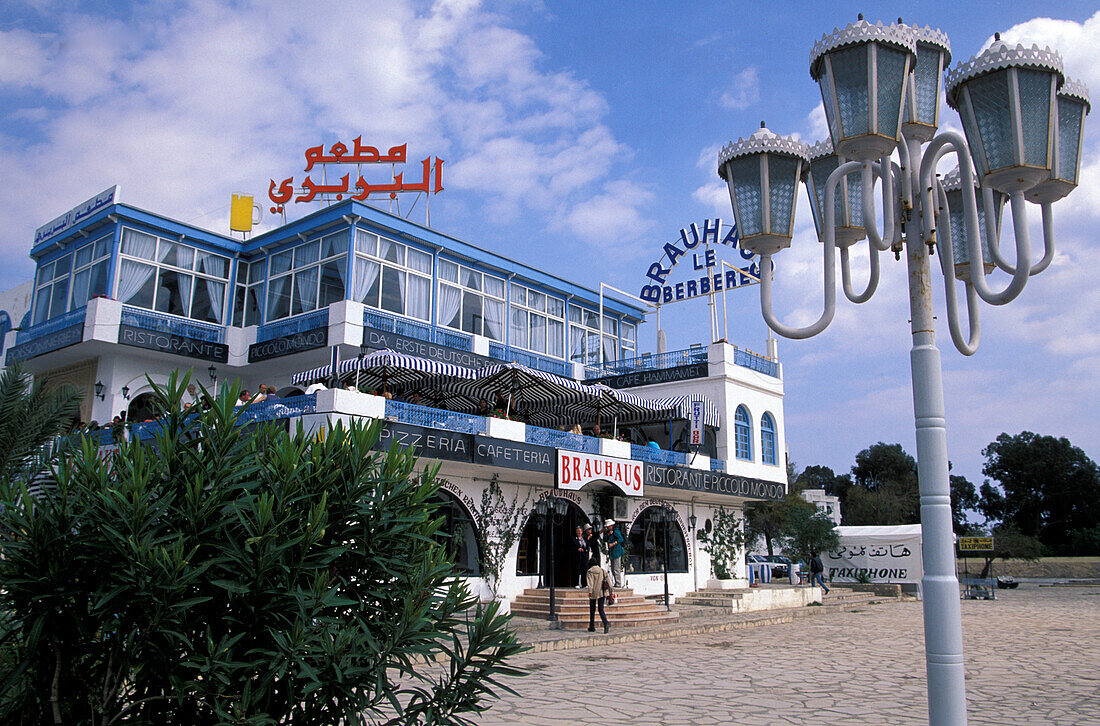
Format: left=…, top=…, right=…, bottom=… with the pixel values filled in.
left=515, top=500, right=593, bottom=588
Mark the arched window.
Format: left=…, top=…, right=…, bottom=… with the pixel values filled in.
left=761, top=412, right=777, bottom=465
left=429, top=489, right=481, bottom=576
left=734, top=405, right=752, bottom=461
left=626, top=507, right=688, bottom=574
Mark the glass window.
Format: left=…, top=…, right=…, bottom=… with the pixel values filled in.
left=191, top=279, right=226, bottom=324
left=438, top=261, right=503, bottom=338
left=158, top=242, right=194, bottom=270
left=484, top=274, right=505, bottom=298
left=355, top=229, right=378, bottom=256
left=267, top=275, right=291, bottom=320
left=407, top=247, right=432, bottom=274
left=320, top=230, right=347, bottom=259
left=318, top=258, right=346, bottom=308
left=195, top=252, right=228, bottom=278
left=735, top=405, right=752, bottom=461
left=511, top=284, right=526, bottom=307
left=461, top=290, right=482, bottom=334
left=270, top=250, right=292, bottom=275
left=507, top=283, right=566, bottom=358
left=121, top=229, right=156, bottom=260
left=294, top=241, right=319, bottom=268
left=155, top=270, right=192, bottom=317
left=439, top=259, right=459, bottom=282
left=354, top=235, right=429, bottom=323
left=761, top=413, right=777, bottom=465
left=627, top=508, right=688, bottom=573
left=380, top=266, right=405, bottom=315
left=75, top=244, right=93, bottom=269
left=291, top=267, right=319, bottom=315
left=248, top=259, right=266, bottom=284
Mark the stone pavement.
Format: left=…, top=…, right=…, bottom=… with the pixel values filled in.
left=474, top=584, right=1100, bottom=725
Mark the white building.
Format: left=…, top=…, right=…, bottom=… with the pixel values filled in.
left=801, top=488, right=843, bottom=525
left=4, top=189, right=789, bottom=611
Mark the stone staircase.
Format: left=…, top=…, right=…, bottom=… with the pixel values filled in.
left=676, top=585, right=893, bottom=614
left=511, top=587, right=680, bottom=630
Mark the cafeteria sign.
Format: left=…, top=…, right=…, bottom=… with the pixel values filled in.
left=638, top=218, right=759, bottom=304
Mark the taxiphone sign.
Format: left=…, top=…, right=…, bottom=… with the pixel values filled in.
left=639, top=218, right=759, bottom=304
left=557, top=451, right=643, bottom=497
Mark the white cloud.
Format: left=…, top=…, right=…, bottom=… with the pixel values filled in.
left=719, top=66, right=760, bottom=111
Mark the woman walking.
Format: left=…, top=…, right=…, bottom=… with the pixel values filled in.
left=586, top=553, right=611, bottom=634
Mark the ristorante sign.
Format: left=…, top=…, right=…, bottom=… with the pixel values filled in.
left=644, top=462, right=786, bottom=501
left=638, top=218, right=760, bottom=304
left=557, top=451, right=644, bottom=497
left=267, top=137, right=443, bottom=214
left=119, top=325, right=229, bottom=363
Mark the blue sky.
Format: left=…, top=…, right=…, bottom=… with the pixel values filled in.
left=1, top=0, right=1098, bottom=495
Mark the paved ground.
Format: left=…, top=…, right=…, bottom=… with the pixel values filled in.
left=474, top=585, right=1100, bottom=725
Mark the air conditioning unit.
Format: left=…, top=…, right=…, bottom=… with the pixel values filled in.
left=613, top=496, right=629, bottom=521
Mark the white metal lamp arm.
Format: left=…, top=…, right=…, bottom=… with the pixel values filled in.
left=861, top=157, right=897, bottom=252
left=933, top=181, right=981, bottom=356
left=759, top=159, right=861, bottom=339
left=839, top=243, right=880, bottom=303
left=984, top=187, right=1055, bottom=276
left=919, top=131, right=1032, bottom=305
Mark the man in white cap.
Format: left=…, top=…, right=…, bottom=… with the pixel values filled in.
left=603, top=519, right=626, bottom=589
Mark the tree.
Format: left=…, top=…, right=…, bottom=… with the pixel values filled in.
left=981, top=431, right=1100, bottom=554
left=949, top=472, right=979, bottom=534
left=969, top=524, right=1048, bottom=579
left=844, top=442, right=919, bottom=525
left=0, top=374, right=526, bottom=725
left=471, top=478, right=530, bottom=600
left=697, top=506, right=746, bottom=580
left=780, top=506, right=840, bottom=567
left=744, top=495, right=813, bottom=557
left=0, top=363, right=82, bottom=480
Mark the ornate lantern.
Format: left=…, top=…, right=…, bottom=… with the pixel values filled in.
left=810, top=16, right=916, bottom=161
left=902, top=25, right=951, bottom=142
left=803, top=139, right=866, bottom=246
left=946, top=35, right=1064, bottom=193
left=1025, top=77, right=1091, bottom=204
left=717, top=123, right=810, bottom=256
left=940, top=167, right=1004, bottom=279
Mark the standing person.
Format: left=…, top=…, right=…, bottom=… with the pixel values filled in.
left=603, top=519, right=625, bottom=589
left=810, top=551, right=829, bottom=594
left=573, top=526, right=589, bottom=588
left=586, top=553, right=610, bottom=634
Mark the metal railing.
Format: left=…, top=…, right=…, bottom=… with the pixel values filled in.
left=131, top=393, right=317, bottom=439
left=121, top=306, right=225, bottom=343
left=14, top=307, right=86, bottom=344
left=630, top=443, right=688, bottom=467
left=256, top=308, right=329, bottom=342
left=488, top=346, right=571, bottom=377
left=583, top=346, right=708, bottom=380
left=362, top=309, right=473, bottom=352
left=385, top=399, right=486, bottom=435
left=734, top=348, right=779, bottom=377
left=525, top=425, right=600, bottom=453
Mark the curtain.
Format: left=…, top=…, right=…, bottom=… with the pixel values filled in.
left=205, top=279, right=225, bottom=324
left=353, top=257, right=379, bottom=304
left=117, top=259, right=155, bottom=305
left=406, top=274, right=430, bottom=321
left=122, top=229, right=157, bottom=259
left=530, top=313, right=547, bottom=353
left=437, top=282, right=462, bottom=328
left=483, top=298, right=503, bottom=341
left=602, top=334, right=617, bottom=362
left=547, top=318, right=564, bottom=358
left=197, top=252, right=228, bottom=278
left=510, top=308, right=527, bottom=349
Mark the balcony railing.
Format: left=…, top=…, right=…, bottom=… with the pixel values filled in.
left=584, top=346, right=707, bottom=380
left=385, top=399, right=486, bottom=435
left=630, top=443, right=688, bottom=467
left=14, top=307, right=86, bottom=345
left=488, top=345, right=572, bottom=377
left=734, top=348, right=779, bottom=377
left=121, top=306, right=225, bottom=343
left=130, top=393, right=317, bottom=440
left=710, top=458, right=725, bottom=473
left=256, top=308, right=329, bottom=343
left=363, top=309, right=473, bottom=352
left=525, top=425, right=600, bottom=453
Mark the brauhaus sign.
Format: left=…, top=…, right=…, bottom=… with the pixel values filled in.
left=644, top=462, right=786, bottom=501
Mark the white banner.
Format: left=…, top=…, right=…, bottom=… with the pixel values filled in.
left=825, top=525, right=923, bottom=584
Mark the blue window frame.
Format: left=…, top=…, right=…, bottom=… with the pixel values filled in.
left=761, top=412, right=777, bottom=465
left=735, top=405, right=752, bottom=461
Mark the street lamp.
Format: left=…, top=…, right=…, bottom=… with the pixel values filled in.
left=535, top=496, right=569, bottom=628
left=653, top=504, right=674, bottom=612
left=718, top=17, right=1087, bottom=726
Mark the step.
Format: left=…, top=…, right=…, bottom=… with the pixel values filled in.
left=560, top=612, right=680, bottom=630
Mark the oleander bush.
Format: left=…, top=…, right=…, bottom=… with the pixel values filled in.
left=0, top=372, right=525, bottom=725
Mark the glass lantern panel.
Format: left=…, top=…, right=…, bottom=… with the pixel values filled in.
left=947, top=189, right=989, bottom=266
left=726, top=157, right=763, bottom=237
left=967, top=71, right=1014, bottom=172
left=767, top=156, right=800, bottom=236
left=909, top=45, right=942, bottom=125
left=875, top=45, right=908, bottom=138
left=1056, top=99, right=1085, bottom=184
left=842, top=168, right=865, bottom=227
left=1017, top=69, right=1052, bottom=168
left=819, top=77, right=843, bottom=144
left=808, top=156, right=838, bottom=235
left=831, top=46, right=870, bottom=137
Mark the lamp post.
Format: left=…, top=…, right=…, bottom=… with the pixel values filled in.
left=717, top=17, right=1087, bottom=726
left=536, top=496, right=569, bottom=628
left=654, top=505, right=673, bottom=612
